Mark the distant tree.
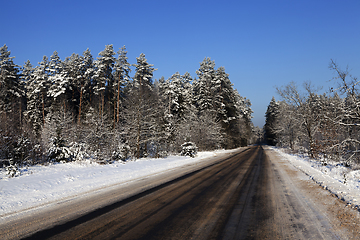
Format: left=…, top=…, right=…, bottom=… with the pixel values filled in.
left=328, top=60, right=360, bottom=163
left=276, top=82, right=322, bottom=158
left=233, top=91, right=253, bottom=146
left=264, top=97, right=280, bottom=145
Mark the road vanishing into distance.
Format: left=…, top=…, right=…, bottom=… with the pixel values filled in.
left=1, top=146, right=360, bottom=239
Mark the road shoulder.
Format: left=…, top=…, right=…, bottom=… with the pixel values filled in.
left=265, top=146, right=360, bottom=239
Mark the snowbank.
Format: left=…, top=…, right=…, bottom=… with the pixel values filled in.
left=0, top=150, right=236, bottom=217
left=270, top=146, right=360, bottom=210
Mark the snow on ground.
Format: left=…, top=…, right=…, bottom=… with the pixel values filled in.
left=269, top=146, right=360, bottom=210
left=0, top=150, right=236, bottom=217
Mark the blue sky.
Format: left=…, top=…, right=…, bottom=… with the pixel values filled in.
left=2, top=0, right=360, bottom=127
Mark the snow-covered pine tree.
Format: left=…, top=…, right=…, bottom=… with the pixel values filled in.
left=20, top=60, right=34, bottom=126
left=265, top=97, right=280, bottom=146
left=80, top=49, right=95, bottom=123
left=194, top=57, right=216, bottom=113
left=64, top=53, right=82, bottom=120
left=31, top=56, right=51, bottom=127
left=233, top=90, right=253, bottom=146
left=157, top=74, right=178, bottom=153
left=113, top=46, right=131, bottom=126
left=93, top=45, right=116, bottom=120
left=64, top=50, right=94, bottom=125
left=0, top=44, right=23, bottom=128
left=0, top=45, right=24, bottom=170
left=21, top=60, right=33, bottom=86
left=180, top=72, right=194, bottom=109
left=82, top=107, right=112, bottom=162
left=212, top=66, right=242, bottom=148
left=124, top=53, right=157, bottom=158
left=164, top=72, right=184, bottom=117
left=41, top=107, right=74, bottom=163
left=191, top=58, right=227, bottom=149
left=24, top=59, right=47, bottom=138
left=47, top=51, right=69, bottom=116
left=157, top=72, right=196, bottom=153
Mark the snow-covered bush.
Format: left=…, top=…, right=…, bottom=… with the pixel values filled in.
left=13, top=136, right=31, bottom=165
left=69, top=142, right=90, bottom=161
left=47, top=136, right=72, bottom=163
left=112, top=144, right=130, bottom=162
left=6, top=160, right=20, bottom=177
left=180, top=142, right=198, bottom=158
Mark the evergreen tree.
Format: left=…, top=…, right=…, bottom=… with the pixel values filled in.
left=81, top=49, right=95, bottom=120
left=47, top=51, right=68, bottom=114
left=64, top=49, right=94, bottom=124
left=265, top=97, right=280, bottom=145
left=233, top=90, right=253, bottom=146
left=113, top=46, right=131, bottom=125
left=24, top=57, right=50, bottom=137
left=21, top=60, right=34, bottom=84
left=125, top=53, right=157, bottom=158
left=93, top=45, right=116, bottom=119
left=0, top=44, right=23, bottom=126
left=213, top=66, right=242, bottom=148
left=194, top=57, right=216, bottom=112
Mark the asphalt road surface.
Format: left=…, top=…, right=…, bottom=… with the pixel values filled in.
left=1, top=146, right=358, bottom=239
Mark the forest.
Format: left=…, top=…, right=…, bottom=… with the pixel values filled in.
left=0, top=44, right=254, bottom=174
left=265, top=60, right=360, bottom=167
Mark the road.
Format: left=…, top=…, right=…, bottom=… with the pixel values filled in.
left=1, top=146, right=359, bottom=239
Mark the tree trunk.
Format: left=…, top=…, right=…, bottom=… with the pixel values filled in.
left=41, top=92, right=45, bottom=125
left=113, top=99, right=116, bottom=128
left=117, top=74, right=121, bottom=123
left=136, top=106, right=141, bottom=159
left=78, top=85, right=83, bottom=125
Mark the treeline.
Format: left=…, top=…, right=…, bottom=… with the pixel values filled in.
left=265, top=60, right=360, bottom=166
left=0, top=44, right=253, bottom=170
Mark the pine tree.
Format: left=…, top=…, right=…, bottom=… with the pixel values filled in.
left=64, top=49, right=94, bottom=124
left=213, top=67, right=243, bottom=148
left=194, top=57, right=216, bottom=112
left=233, top=90, right=253, bottom=146
left=0, top=44, right=23, bottom=127
left=93, top=45, right=116, bottom=120
left=265, top=97, right=280, bottom=145
left=80, top=49, right=95, bottom=122
left=113, top=46, right=131, bottom=126
left=47, top=51, right=68, bottom=115
left=125, top=53, right=157, bottom=158
left=21, top=60, right=34, bottom=83
left=28, top=56, right=51, bottom=132
left=20, top=60, right=34, bottom=129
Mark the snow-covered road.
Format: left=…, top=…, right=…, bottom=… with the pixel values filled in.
left=0, top=149, right=238, bottom=219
